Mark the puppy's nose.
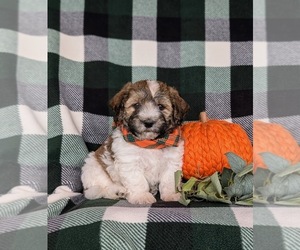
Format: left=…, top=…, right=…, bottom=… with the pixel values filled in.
left=144, top=121, right=154, bottom=128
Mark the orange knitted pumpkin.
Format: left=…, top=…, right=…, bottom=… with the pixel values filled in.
left=181, top=112, right=253, bottom=180
left=253, top=120, right=300, bottom=171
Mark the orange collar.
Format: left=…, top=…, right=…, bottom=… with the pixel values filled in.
left=120, top=126, right=181, bottom=149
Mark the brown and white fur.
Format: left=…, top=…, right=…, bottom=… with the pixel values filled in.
left=81, top=80, right=189, bottom=204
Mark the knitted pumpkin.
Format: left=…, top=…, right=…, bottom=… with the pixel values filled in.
left=253, top=120, right=300, bottom=171
left=181, top=112, right=253, bottom=180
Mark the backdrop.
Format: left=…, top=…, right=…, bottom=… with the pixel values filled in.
left=48, top=0, right=254, bottom=193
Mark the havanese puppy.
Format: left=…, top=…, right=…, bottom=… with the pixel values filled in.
left=81, top=80, right=189, bottom=204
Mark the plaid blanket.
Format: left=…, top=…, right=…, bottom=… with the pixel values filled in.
left=0, top=0, right=299, bottom=249
left=0, top=0, right=47, bottom=249
left=48, top=0, right=253, bottom=194
left=253, top=0, right=300, bottom=143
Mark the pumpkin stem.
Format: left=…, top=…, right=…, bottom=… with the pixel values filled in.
left=199, top=111, right=208, bottom=123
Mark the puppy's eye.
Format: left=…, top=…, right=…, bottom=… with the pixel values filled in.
left=133, top=103, right=140, bottom=109
left=158, top=104, right=165, bottom=111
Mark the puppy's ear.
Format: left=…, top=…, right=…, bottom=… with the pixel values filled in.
left=109, top=82, right=132, bottom=123
left=169, top=87, right=190, bottom=126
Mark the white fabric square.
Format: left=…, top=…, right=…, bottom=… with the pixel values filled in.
left=132, top=40, right=157, bottom=67
left=59, top=33, right=84, bottom=62
left=253, top=42, right=267, bottom=67
left=19, top=105, right=47, bottom=135
left=18, top=33, right=47, bottom=62
left=102, top=207, right=149, bottom=223
left=232, top=207, right=253, bottom=228
left=269, top=207, right=300, bottom=228
left=205, top=42, right=231, bottom=67
left=60, top=105, right=83, bottom=135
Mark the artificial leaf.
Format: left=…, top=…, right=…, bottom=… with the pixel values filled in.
left=275, top=163, right=300, bottom=178
left=239, top=174, right=253, bottom=196
left=220, top=168, right=234, bottom=188
left=239, top=193, right=253, bottom=201
left=235, top=198, right=253, bottom=206
left=260, top=152, right=290, bottom=173
left=179, top=192, right=191, bottom=206
left=253, top=193, right=269, bottom=204
left=205, top=193, right=231, bottom=204
left=210, top=172, right=222, bottom=195
left=225, top=152, right=246, bottom=173
left=285, top=174, right=300, bottom=196
left=237, top=164, right=253, bottom=177
left=254, top=168, right=272, bottom=188
left=274, top=198, right=300, bottom=206
left=182, top=177, right=197, bottom=192
left=175, top=170, right=183, bottom=192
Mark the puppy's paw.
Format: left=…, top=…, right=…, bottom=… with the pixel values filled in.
left=110, top=184, right=127, bottom=199
left=161, top=192, right=181, bottom=202
left=84, top=185, right=127, bottom=200
left=127, top=192, right=156, bottom=205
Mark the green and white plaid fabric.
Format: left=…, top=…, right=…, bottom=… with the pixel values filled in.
left=48, top=0, right=253, bottom=194
left=0, top=0, right=47, bottom=194
left=253, top=0, right=300, bottom=143
left=48, top=197, right=253, bottom=250
left=0, top=0, right=47, bottom=249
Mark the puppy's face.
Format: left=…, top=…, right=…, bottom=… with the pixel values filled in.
left=110, top=80, right=189, bottom=140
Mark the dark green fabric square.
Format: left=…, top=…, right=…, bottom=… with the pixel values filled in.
left=231, top=66, right=253, bottom=91
left=145, top=222, right=193, bottom=249
left=180, top=0, right=204, bottom=18
left=0, top=136, right=21, bottom=193
left=85, top=0, right=107, bottom=14
left=0, top=226, right=47, bottom=250
left=84, top=61, right=109, bottom=89
left=230, top=0, right=252, bottom=19
left=48, top=6, right=60, bottom=31
left=157, top=0, right=181, bottom=17
left=230, top=19, right=253, bottom=41
left=0, top=53, right=17, bottom=80
left=108, top=0, right=132, bottom=16
left=254, top=225, right=284, bottom=250
left=83, top=87, right=110, bottom=116
left=48, top=53, right=60, bottom=108
left=180, top=66, right=205, bottom=94
left=108, top=64, right=132, bottom=89
left=49, top=223, right=101, bottom=250
left=84, top=12, right=109, bottom=37
left=109, top=15, right=132, bottom=39
left=0, top=79, right=17, bottom=108
left=231, top=89, right=253, bottom=117
left=157, top=68, right=181, bottom=86
left=190, top=224, right=244, bottom=250
left=157, top=17, right=181, bottom=42
left=48, top=136, right=62, bottom=194
left=181, top=18, right=205, bottom=41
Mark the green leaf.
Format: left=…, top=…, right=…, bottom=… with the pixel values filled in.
left=260, top=152, right=290, bottom=173
left=175, top=170, right=183, bottom=192
left=275, top=163, right=300, bottom=178
left=182, top=177, right=197, bottom=192
left=210, top=172, right=223, bottom=195
left=237, top=164, right=253, bottom=177
left=235, top=198, right=253, bottom=206
left=220, top=168, right=235, bottom=188
left=254, top=168, right=272, bottom=189
left=225, top=152, right=246, bottom=173
left=274, top=198, right=300, bottom=206
left=179, top=192, right=191, bottom=206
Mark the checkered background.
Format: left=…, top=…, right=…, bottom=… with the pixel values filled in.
left=48, top=0, right=253, bottom=194
left=0, top=0, right=47, bottom=194
left=0, top=0, right=47, bottom=248
left=254, top=0, right=300, bottom=143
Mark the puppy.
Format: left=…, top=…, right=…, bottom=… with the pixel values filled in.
left=81, top=80, right=189, bottom=204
